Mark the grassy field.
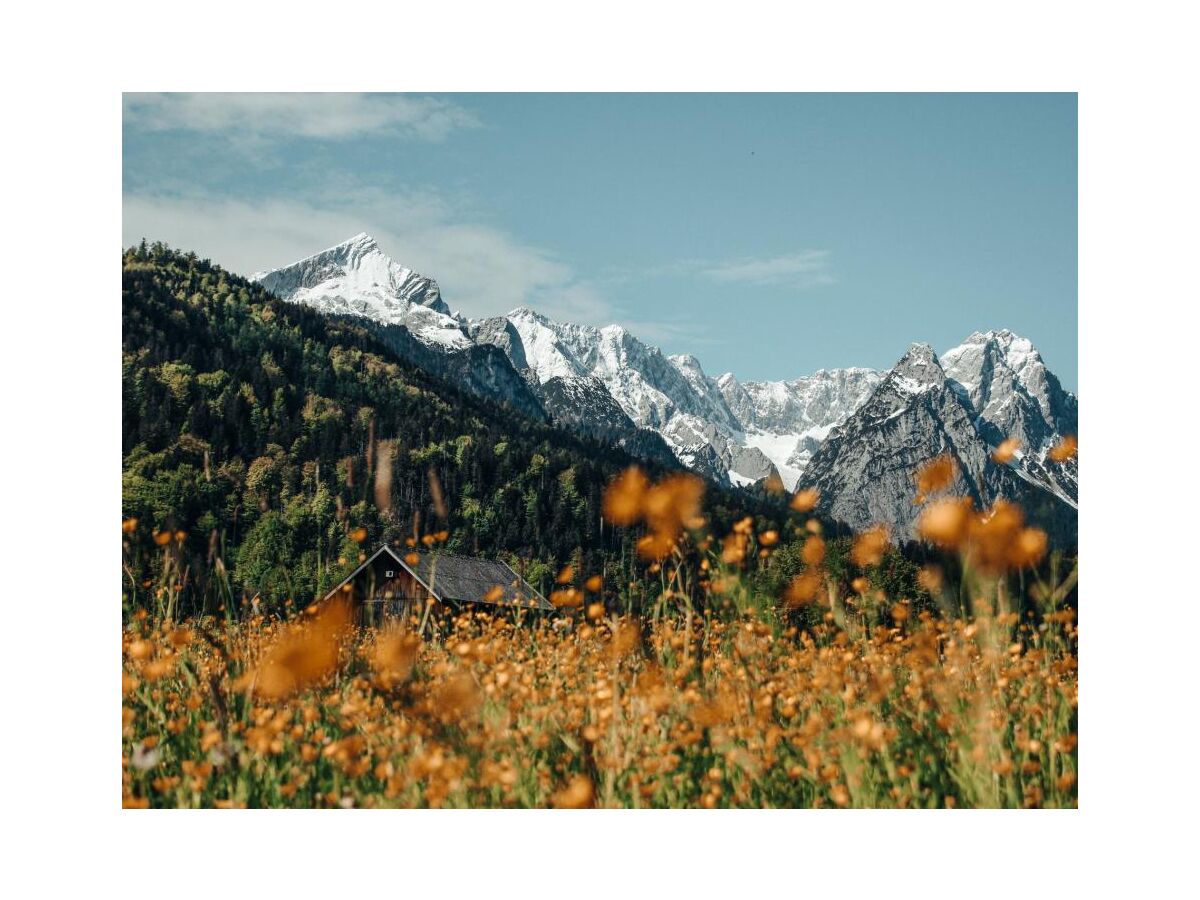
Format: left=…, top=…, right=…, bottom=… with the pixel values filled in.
left=122, top=460, right=1077, bottom=809
left=122, top=584, right=1077, bottom=809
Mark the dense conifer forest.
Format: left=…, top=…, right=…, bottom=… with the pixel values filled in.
left=122, top=244, right=818, bottom=614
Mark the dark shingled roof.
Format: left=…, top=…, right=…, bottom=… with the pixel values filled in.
left=325, top=546, right=552, bottom=611
left=406, top=552, right=552, bottom=610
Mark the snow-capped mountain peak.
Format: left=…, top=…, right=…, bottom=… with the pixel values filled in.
left=941, top=328, right=1076, bottom=452
left=938, top=328, right=1077, bottom=506
left=883, top=343, right=947, bottom=397
left=252, top=233, right=469, bottom=348
left=798, top=335, right=1077, bottom=543
left=248, top=235, right=1075, bottom=538
left=507, top=306, right=548, bottom=322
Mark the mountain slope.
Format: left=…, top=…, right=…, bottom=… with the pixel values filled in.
left=469, top=308, right=770, bottom=486
left=474, top=307, right=863, bottom=488
left=941, top=329, right=1078, bottom=504
left=251, top=234, right=891, bottom=489
left=248, top=234, right=1076, bottom=543
left=798, top=343, right=1076, bottom=545
left=124, top=245, right=724, bottom=610
left=717, top=368, right=884, bottom=488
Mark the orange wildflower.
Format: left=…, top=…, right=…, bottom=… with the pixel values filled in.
left=801, top=535, right=826, bottom=567
left=244, top=598, right=352, bottom=701
left=602, top=466, right=649, bottom=526
left=915, top=455, right=957, bottom=496
left=918, top=498, right=973, bottom=548
left=784, top=571, right=823, bottom=607
left=550, top=588, right=583, bottom=609
left=992, top=438, right=1021, bottom=465
left=790, top=488, right=820, bottom=513
left=552, top=776, right=595, bottom=809
left=1048, top=435, right=1078, bottom=463
left=850, top=526, right=889, bottom=567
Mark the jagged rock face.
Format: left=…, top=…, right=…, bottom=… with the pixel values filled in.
left=252, top=233, right=469, bottom=348
left=467, top=316, right=531, bottom=372
left=478, top=307, right=881, bottom=487
left=720, top=368, right=882, bottom=436
left=941, top=329, right=1078, bottom=503
left=942, top=329, right=1077, bottom=447
left=475, top=308, right=752, bottom=485
left=496, top=309, right=743, bottom=431
left=249, top=235, right=1077, bottom=545
left=660, top=414, right=779, bottom=486
left=536, top=375, right=678, bottom=466
left=667, top=354, right=745, bottom=432
left=799, top=344, right=1076, bottom=545
left=679, top=442, right=733, bottom=486
left=717, top=368, right=883, bottom=488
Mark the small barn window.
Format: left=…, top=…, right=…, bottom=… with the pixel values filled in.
left=385, top=570, right=395, bottom=578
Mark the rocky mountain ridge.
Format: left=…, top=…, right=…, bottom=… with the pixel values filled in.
left=252, top=234, right=1078, bottom=543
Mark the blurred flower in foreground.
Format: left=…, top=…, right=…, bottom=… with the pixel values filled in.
left=784, top=570, right=823, bottom=607
left=915, top=455, right=957, bottom=496
left=790, top=488, right=820, bottom=513
left=850, top=526, right=889, bottom=568
left=917, top=564, right=945, bottom=594
left=918, top=497, right=1048, bottom=574
left=968, top=501, right=1048, bottom=574
left=917, top=498, right=973, bottom=549
left=1048, top=435, right=1078, bottom=463
left=602, top=466, right=649, bottom=526
left=433, top=672, right=481, bottom=723
left=1007, top=526, right=1049, bottom=569
left=992, top=438, right=1021, bottom=465
left=802, top=535, right=826, bottom=566
left=372, top=627, right=417, bottom=689
left=242, top=598, right=351, bottom=700
left=551, top=588, right=583, bottom=609
left=552, top=775, right=595, bottom=809
left=604, top=467, right=705, bottom=561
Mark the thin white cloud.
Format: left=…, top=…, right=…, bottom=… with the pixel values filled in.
left=699, top=250, right=834, bottom=288
left=122, top=190, right=622, bottom=325
left=121, top=190, right=720, bottom=353
left=123, top=93, right=478, bottom=142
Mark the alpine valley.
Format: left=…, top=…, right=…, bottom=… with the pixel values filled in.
left=252, top=234, right=1078, bottom=544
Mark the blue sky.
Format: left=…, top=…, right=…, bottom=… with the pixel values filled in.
left=123, top=93, right=1077, bottom=390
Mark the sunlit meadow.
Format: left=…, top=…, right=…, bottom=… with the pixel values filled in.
left=122, top=448, right=1078, bottom=809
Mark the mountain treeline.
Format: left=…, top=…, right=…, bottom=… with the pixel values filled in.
left=121, top=244, right=792, bottom=614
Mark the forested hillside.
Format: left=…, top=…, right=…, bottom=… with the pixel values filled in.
left=121, top=244, right=788, bottom=613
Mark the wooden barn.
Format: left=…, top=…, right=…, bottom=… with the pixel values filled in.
left=324, top=545, right=552, bottom=622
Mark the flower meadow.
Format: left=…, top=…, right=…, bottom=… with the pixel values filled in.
left=122, top=454, right=1078, bottom=809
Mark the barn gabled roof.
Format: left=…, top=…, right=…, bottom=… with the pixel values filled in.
left=324, top=545, right=552, bottom=611
left=323, top=544, right=406, bottom=600
left=405, top=552, right=553, bottom=610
